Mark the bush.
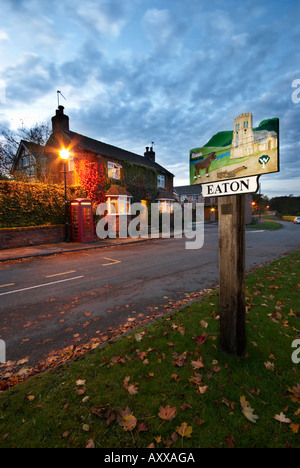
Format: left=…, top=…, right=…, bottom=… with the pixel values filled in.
left=0, top=181, right=86, bottom=227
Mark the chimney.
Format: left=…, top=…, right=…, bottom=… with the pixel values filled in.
left=51, top=105, right=69, bottom=134
left=144, top=145, right=155, bottom=162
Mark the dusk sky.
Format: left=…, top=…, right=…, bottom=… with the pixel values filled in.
left=0, top=0, right=299, bottom=197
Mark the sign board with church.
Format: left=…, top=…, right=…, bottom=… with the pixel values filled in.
left=190, top=113, right=279, bottom=197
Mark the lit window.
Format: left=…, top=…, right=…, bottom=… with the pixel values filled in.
left=158, top=199, right=173, bottom=213
left=157, top=174, right=166, bottom=188
left=107, top=195, right=131, bottom=215
left=108, top=161, right=122, bottom=180
left=68, top=154, right=75, bottom=171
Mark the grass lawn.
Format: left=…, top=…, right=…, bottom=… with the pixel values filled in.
left=246, top=220, right=283, bottom=230
left=0, top=251, right=299, bottom=448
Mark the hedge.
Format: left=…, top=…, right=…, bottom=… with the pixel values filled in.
left=282, top=216, right=297, bottom=222
left=0, top=181, right=86, bottom=227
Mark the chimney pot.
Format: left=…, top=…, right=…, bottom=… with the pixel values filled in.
left=52, top=106, right=69, bottom=133
left=144, top=145, right=155, bottom=162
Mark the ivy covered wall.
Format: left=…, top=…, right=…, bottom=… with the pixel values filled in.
left=104, top=159, right=158, bottom=203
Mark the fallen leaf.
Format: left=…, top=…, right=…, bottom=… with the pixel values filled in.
left=138, top=422, right=149, bottom=432
left=172, top=351, right=187, bottom=367
left=122, top=414, right=137, bottom=431
left=274, top=412, right=291, bottom=424
left=86, top=439, right=95, bottom=448
left=264, top=361, right=274, bottom=372
left=289, top=383, right=300, bottom=403
left=176, top=422, right=192, bottom=438
left=76, top=379, right=86, bottom=386
left=158, top=404, right=177, bottom=421
left=194, top=334, right=207, bottom=345
left=118, top=408, right=137, bottom=431
left=240, top=396, right=259, bottom=423
left=191, top=358, right=204, bottom=369
left=123, top=376, right=138, bottom=395
left=290, top=423, right=299, bottom=434
left=198, top=385, right=208, bottom=394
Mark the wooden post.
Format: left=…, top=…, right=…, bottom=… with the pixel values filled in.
left=218, top=194, right=246, bottom=357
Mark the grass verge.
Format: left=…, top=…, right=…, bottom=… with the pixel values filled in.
left=247, top=220, right=283, bottom=230
left=0, top=251, right=299, bottom=448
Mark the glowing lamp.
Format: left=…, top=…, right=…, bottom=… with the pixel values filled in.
left=59, top=148, right=69, bottom=160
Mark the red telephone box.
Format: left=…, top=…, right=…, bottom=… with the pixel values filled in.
left=70, top=198, right=94, bottom=243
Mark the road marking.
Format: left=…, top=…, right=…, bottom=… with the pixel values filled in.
left=102, top=257, right=122, bottom=266
left=0, top=283, right=15, bottom=288
left=46, top=270, right=77, bottom=278
left=0, top=276, right=84, bottom=297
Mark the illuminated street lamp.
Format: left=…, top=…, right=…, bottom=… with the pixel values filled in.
left=59, top=148, right=71, bottom=243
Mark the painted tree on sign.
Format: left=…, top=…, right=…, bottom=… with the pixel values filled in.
left=259, top=154, right=270, bottom=169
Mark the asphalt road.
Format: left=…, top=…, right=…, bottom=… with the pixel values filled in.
left=0, top=221, right=299, bottom=369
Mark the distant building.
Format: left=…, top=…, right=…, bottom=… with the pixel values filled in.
left=174, top=185, right=218, bottom=221
left=174, top=184, right=253, bottom=224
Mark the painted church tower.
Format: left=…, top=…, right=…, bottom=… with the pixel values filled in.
left=230, top=113, right=254, bottom=159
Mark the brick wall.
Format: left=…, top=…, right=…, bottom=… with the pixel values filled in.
left=0, top=225, right=65, bottom=250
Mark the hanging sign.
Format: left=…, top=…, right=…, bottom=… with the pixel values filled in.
left=202, top=175, right=260, bottom=197
left=190, top=113, right=279, bottom=196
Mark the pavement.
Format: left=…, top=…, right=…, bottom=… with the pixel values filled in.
left=0, top=236, right=157, bottom=263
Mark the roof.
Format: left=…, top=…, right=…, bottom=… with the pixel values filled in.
left=105, top=185, right=132, bottom=197
left=13, top=140, right=45, bottom=170
left=49, top=130, right=174, bottom=176
left=174, top=185, right=203, bottom=196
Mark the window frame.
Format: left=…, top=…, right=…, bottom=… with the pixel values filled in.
left=157, top=174, right=166, bottom=188
left=107, top=194, right=131, bottom=215
left=107, top=161, right=122, bottom=180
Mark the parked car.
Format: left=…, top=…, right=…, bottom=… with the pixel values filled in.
left=294, top=217, right=300, bottom=224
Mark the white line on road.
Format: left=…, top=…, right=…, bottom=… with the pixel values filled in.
left=0, top=276, right=84, bottom=297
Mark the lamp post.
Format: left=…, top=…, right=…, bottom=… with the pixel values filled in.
left=59, top=148, right=71, bottom=243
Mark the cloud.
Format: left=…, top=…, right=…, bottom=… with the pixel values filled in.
left=142, top=7, right=188, bottom=55
left=66, top=0, right=131, bottom=40
left=4, top=53, right=58, bottom=104
left=0, top=30, right=9, bottom=41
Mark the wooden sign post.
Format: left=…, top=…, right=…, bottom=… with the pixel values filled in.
left=194, top=113, right=280, bottom=357
left=218, top=194, right=246, bottom=356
